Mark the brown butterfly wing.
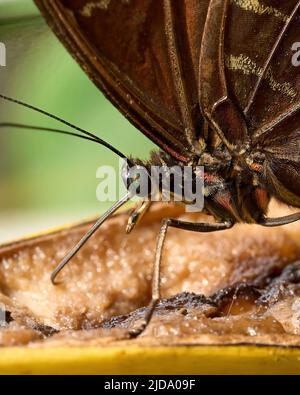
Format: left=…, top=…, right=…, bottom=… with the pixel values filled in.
left=231, top=0, right=300, bottom=207
left=200, top=0, right=300, bottom=207
left=34, top=0, right=210, bottom=162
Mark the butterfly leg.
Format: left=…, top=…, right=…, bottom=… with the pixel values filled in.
left=259, top=212, right=300, bottom=227
left=126, top=200, right=152, bottom=234
left=129, top=218, right=233, bottom=337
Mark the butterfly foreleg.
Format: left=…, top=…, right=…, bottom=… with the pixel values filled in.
left=126, top=200, right=152, bottom=234
left=259, top=212, right=300, bottom=227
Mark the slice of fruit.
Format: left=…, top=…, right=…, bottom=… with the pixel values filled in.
left=0, top=201, right=300, bottom=349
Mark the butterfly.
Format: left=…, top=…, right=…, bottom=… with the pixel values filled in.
left=1, top=0, right=300, bottom=336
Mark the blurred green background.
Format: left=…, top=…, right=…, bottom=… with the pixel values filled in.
left=0, top=0, right=155, bottom=242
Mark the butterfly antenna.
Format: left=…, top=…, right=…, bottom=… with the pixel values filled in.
left=51, top=193, right=131, bottom=285
left=0, top=94, right=133, bottom=165
left=0, top=123, right=111, bottom=145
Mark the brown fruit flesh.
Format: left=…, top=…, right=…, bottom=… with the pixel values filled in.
left=0, top=202, right=300, bottom=347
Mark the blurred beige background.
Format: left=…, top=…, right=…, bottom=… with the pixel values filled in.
left=0, top=0, right=155, bottom=242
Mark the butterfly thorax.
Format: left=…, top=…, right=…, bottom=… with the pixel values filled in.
left=130, top=146, right=270, bottom=225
